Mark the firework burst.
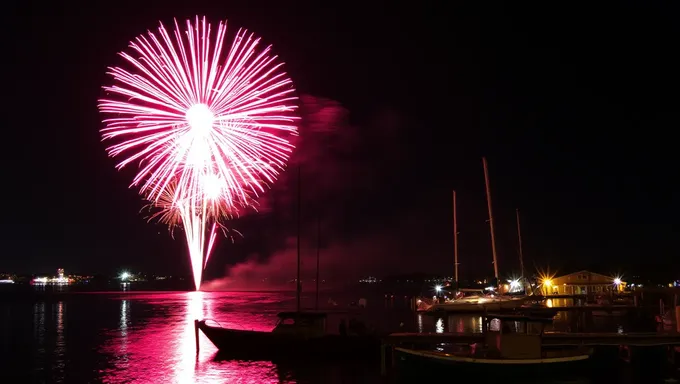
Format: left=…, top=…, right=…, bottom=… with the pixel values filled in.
left=99, top=16, right=299, bottom=290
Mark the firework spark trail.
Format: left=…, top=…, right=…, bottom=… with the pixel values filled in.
left=99, top=16, right=299, bottom=290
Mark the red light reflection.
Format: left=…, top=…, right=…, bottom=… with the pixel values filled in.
left=99, top=292, right=291, bottom=383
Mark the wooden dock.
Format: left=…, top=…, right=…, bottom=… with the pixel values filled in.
left=383, top=331, right=680, bottom=347
left=542, top=332, right=680, bottom=346
left=422, top=305, right=639, bottom=314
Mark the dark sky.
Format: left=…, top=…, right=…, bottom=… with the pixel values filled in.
left=4, top=1, right=678, bottom=282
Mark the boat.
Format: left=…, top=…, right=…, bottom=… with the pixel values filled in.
left=197, top=311, right=379, bottom=360
left=428, top=164, right=529, bottom=314
left=426, top=289, right=527, bottom=313
left=197, top=168, right=380, bottom=360
left=396, top=313, right=592, bottom=375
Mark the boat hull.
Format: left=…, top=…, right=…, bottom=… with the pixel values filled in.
left=197, top=321, right=380, bottom=360
left=395, top=347, right=591, bottom=377
left=427, top=297, right=526, bottom=313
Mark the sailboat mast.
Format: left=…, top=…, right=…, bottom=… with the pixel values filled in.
left=482, top=157, right=499, bottom=281
left=453, top=190, right=459, bottom=283
left=296, top=166, right=302, bottom=313
left=516, top=208, right=525, bottom=279
left=315, top=215, right=320, bottom=310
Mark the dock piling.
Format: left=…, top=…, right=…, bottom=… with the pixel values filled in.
left=194, top=319, right=200, bottom=354
left=380, top=344, right=387, bottom=376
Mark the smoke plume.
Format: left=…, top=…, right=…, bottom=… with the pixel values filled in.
left=203, top=95, right=415, bottom=290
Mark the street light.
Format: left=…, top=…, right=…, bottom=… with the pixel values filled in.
left=120, top=272, right=130, bottom=281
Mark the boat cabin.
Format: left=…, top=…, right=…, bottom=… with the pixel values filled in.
left=271, top=311, right=327, bottom=338
left=481, top=314, right=552, bottom=359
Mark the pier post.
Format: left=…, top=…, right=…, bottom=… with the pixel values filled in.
left=380, top=344, right=387, bottom=376
left=391, top=346, right=396, bottom=370
left=194, top=319, right=200, bottom=354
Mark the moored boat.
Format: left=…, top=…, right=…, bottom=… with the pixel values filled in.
left=427, top=294, right=527, bottom=313
left=395, top=313, right=592, bottom=376
left=197, top=311, right=380, bottom=360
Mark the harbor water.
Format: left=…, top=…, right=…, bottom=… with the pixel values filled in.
left=0, top=290, right=676, bottom=383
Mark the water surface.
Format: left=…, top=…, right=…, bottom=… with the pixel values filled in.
left=1, top=291, right=674, bottom=383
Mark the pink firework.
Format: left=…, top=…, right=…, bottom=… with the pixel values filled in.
left=98, top=16, right=299, bottom=290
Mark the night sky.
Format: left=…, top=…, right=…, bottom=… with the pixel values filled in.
left=5, top=1, right=678, bottom=283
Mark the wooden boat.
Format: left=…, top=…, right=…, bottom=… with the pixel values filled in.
left=197, top=311, right=380, bottom=360
left=396, top=313, right=592, bottom=375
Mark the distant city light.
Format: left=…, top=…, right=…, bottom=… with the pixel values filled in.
left=359, top=276, right=378, bottom=284
left=0, top=279, right=14, bottom=284
left=120, top=272, right=130, bottom=281
left=434, top=285, right=442, bottom=293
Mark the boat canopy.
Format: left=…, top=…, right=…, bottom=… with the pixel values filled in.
left=276, top=311, right=328, bottom=319
left=273, top=311, right=327, bottom=337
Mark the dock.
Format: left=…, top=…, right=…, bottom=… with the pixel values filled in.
left=422, top=305, right=639, bottom=314
left=383, top=331, right=680, bottom=347
left=542, top=332, right=680, bottom=346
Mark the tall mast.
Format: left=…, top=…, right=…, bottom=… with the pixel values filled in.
left=315, top=215, right=320, bottom=310
left=516, top=208, right=525, bottom=279
left=296, top=166, right=302, bottom=313
left=453, top=190, right=459, bottom=284
left=482, top=157, right=499, bottom=280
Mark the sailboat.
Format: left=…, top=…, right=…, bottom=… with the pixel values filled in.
left=196, top=167, right=379, bottom=359
left=426, top=158, right=526, bottom=313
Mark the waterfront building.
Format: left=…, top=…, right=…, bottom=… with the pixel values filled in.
left=541, top=270, right=625, bottom=295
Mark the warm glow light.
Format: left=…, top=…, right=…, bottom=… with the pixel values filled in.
left=543, top=279, right=552, bottom=287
